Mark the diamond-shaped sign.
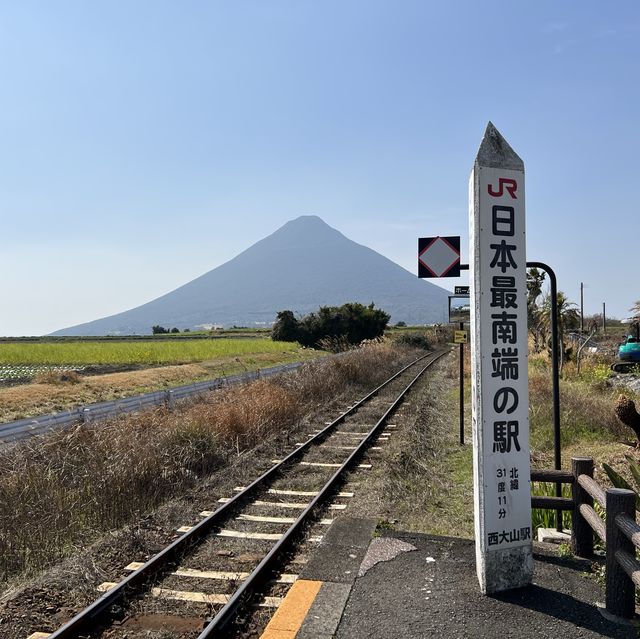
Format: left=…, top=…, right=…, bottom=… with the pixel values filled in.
left=418, top=236, right=461, bottom=278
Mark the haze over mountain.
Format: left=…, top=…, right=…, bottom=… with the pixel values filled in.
left=52, top=216, right=451, bottom=335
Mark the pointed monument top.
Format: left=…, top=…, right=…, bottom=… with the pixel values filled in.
left=475, top=121, right=524, bottom=171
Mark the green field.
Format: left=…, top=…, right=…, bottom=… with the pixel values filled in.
left=0, top=338, right=299, bottom=366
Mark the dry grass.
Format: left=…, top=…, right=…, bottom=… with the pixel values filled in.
left=0, top=363, right=210, bottom=421
left=529, top=358, right=636, bottom=456
left=0, top=351, right=313, bottom=422
left=442, top=346, right=635, bottom=455
left=32, top=370, right=82, bottom=385
left=366, top=345, right=639, bottom=538
left=0, top=342, right=417, bottom=586
left=347, top=356, right=475, bottom=538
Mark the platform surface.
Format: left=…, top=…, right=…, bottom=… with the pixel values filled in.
left=280, top=518, right=639, bottom=639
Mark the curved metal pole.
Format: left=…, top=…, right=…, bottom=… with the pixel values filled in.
left=527, top=262, right=561, bottom=468
left=527, top=261, right=562, bottom=532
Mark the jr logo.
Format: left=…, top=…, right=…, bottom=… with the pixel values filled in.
left=488, top=178, right=517, bottom=199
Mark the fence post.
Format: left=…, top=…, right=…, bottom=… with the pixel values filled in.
left=571, top=457, right=594, bottom=557
left=166, top=389, right=175, bottom=411
left=605, top=488, right=636, bottom=618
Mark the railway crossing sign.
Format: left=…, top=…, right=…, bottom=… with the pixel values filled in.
left=469, top=122, right=531, bottom=594
left=454, top=330, right=468, bottom=344
left=418, top=236, right=461, bottom=278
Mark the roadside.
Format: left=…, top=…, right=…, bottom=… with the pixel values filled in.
left=0, top=350, right=315, bottom=422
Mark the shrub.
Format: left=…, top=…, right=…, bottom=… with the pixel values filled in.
left=272, top=302, right=390, bottom=347
left=272, top=310, right=300, bottom=342
left=393, top=331, right=430, bottom=350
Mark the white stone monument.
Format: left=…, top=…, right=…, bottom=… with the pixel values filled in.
left=469, top=122, right=532, bottom=594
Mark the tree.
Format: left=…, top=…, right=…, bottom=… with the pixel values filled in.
left=526, top=267, right=547, bottom=352
left=541, top=291, right=580, bottom=374
left=527, top=267, right=546, bottom=303
left=630, top=301, right=640, bottom=320
left=271, top=303, right=390, bottom=347
left=614, top=395, right=640, bottom=443
left=271, top=310, right=300, bottom=342
left=152, top=325, right=169, bottom=334
left=170, top=327, right=180, bottom=333
left=549, top=291, right=580, bottom=334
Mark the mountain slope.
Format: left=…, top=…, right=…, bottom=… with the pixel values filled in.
left=52, top=216, right=451, bottom=335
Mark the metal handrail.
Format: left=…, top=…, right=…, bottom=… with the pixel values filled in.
left=0, top=361, right=305, bottom=444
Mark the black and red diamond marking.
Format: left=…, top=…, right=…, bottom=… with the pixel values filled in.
left=418, top=236, right=461, bottom=278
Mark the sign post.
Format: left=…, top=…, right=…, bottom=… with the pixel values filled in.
left=459, top=320, right=465, bottom=444
left=449, top=295, right=469, bottom=445
left=419, top=238, right=466, bottom=446
left=469, top=122, right=532, bottom=593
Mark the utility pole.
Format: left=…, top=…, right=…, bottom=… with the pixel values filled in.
left=580, top=282, right=584, bottom=333
left=602, top=302, right=606, bottom=334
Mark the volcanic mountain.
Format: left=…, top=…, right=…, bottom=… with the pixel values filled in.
left=52, top=216, right=451, bottom=335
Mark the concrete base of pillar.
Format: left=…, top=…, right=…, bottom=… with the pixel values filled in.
left=478, top=544, right=533, bottom=594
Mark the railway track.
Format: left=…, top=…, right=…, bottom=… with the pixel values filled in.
left=37, top=348, right=448, bottom=639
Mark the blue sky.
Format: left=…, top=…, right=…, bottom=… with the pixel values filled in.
left=1, top=1, right=638, bottom=335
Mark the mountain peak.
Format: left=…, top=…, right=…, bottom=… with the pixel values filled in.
left=271, top=215, right=345, bottom=242
left=52, top=216, right=450, bottom=335
left=281, top=215, right=332, bottom=230
left=291, top=214, right=326, bottom=224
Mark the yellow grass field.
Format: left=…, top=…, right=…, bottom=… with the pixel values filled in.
left=0, top=338, right=296, bottom=366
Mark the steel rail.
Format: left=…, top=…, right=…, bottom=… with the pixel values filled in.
left=46, top=349, right=447, bottom=639
left=199, top=348, right=449, bottom=637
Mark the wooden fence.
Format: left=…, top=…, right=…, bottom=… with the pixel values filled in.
left=532, top=457, right=639, bottom=619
